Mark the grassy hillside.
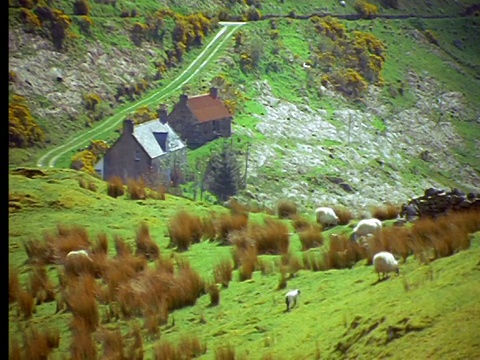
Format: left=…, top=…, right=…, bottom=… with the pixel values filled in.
left=8, top=167, right=480, bottom=359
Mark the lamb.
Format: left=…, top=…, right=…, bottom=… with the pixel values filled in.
left=66, top=249, right=93, bottom=262
left=315, top=207, right=339, bottom=228
left=372, top=251, right=399, bottom=281
left=285, top=289, right=301, bottom=312
left=351, top=218, right=382, bottom=242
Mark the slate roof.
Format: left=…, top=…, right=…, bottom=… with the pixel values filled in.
left=187, top=94, right=231, bottom=123
left=133, top=119, right=185, bottom=159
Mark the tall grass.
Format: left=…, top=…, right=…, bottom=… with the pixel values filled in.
left=135, top=222, right=160, bottom=260
left=168, top=210, right=204, bottom=251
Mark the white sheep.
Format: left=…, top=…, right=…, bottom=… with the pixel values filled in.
left=351, top=218, right=382, bottom=242
left=315, top=207, right=339, bottom=228
left=285, top=289, right=301, bottom=312
left=372, top=251, right=399, bottom=281
left=339, top=0, right=346, bottom=6
left=66, top=249, right=93, bottom=262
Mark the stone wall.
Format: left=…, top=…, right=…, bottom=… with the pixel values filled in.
left=401, top=187, right=480, bottom=219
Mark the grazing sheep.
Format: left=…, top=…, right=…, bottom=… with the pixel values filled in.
left=339, top=0, right=346, bottom=6
left=66, top=249, right=93, bottom=262
left=373, top=251, right=399, bottom=281
left=315, top=207, right=339, bottom=228
left=351, top=218, right=382, bottom=242
left=285, top=289, right=301, bottom=312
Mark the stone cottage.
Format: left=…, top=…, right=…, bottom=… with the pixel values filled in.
left=97, top=109, right=187, bottom=186
left=167, top=87, right=232, bottom=148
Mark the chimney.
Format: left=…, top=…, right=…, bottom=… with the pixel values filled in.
left=210, top=87, right=218, bottom=99
left=180, top=94, right=188, bottom=103
left=123, top=119, right=134, bottom=134
left=158, top=104, right=168, bottom=124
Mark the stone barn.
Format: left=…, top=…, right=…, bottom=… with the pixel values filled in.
left=167, top=87, right=232, bottom=148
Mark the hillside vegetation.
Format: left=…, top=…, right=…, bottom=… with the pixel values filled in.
left=8, top=2, right=480, bottom=357
left=8, top=167, right=480, bottom=359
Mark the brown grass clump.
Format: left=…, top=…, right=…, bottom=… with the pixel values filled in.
left=215, top=344, right=236, bottom=360
left=92, top=232, right=108, bottom=255
left=127, top=177, right=147, bottom=200
left=114, top=235, right=133, bottom=257
left=291, top=214, right=314, bottom=232
left=99, top=328, right=126, bottom=360
left=127, top=323, right=144, bottom=360
left=323, top=234, right=362, bottom=270
left=214, top=258, right=233, bottom=288
left=70, top=318, right=97, bottom=360
left=332, top=206, right=354, bottom=225
left=201, top=214, right=217, bottom=241
left=154, top=340, right=180, bottom=360
left=251, top=218, right=290, bottom=255
left=135, top=222, right=160, bottom=260
left=64, top=253, right=96, bottom=278
left=101, top=256, right=147, bottom=302
left=9, top=337, right=21, bottom=360
left=168, top=210, right=204, bottom=251
left=17, top=289, right=36, bottom=319
left=298, top=227, right=324, bottom=250
left=9, top=266, right=20, bottom=303
left=24, top=224, right=92, bottom=265
left=178, top=334, right=207, bottom=358
left=276, top=199, right=298, bottom=219
left=22, top=326, right=60, bottom=360
left=107, top=175, right=125, bottom=198
left=281, top=251, right=303, bottom=277
left=216, top=212, right=249, bottom=244
left=371, top=203, right=400, bottom=221
left=207, top=283, right=220, bottom=306
left=64, top=274, right=99, bottom=331
left=28, top=266, right=56, bottom=304
left=154, top=254, right=175, bottom=274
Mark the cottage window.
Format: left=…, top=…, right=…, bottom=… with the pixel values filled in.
left=135, top=150, right=140, bottom=161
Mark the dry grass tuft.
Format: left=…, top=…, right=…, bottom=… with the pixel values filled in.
left=332, top=206, right=354, bottom=225
left=135, top=222, right=160, bottom=260
left=251, top=218, right=290, bottom=255
left=9, top=266, right=20, bottom=304
left=216, top=212, right=249, bottom=244
left=64, top=274, right=99, bottom=331
left=214, top=258, right=233, bottom=288
left=99, top=328, right=125, bottom=360
left=215, top=344, right=236, bottom=360
left=323, top=234, right=362, bottom=270
left=22, top=326, right=60, bottom=360
left=17, top=289, right=36, bottom=319
left=178, top=334, right=207, bottom=358
left=298, top=226, right=324, bottom=250
left=207, top=283, right=220, bottom=306
left=127, top=177, right=147, bottom=200
left=276, top=199, right=298, bottom=219
left=291, top=214, right=314, bottom=232
left=371, top=203, right=400, bottom=221
left=302, top=251, right=323, bottom=271
left=70, top=318, right=97, bottom=359
left=28, top=266, right=56, bottom=304
left=168, top=210, right=204, bottom=251
left=154, top=340, right=180, bottom=359
left=114, top=235, right=133, bottom=257
left=107, top=176, right=125, bottom=198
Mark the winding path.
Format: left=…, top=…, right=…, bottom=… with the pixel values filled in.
left=36, top=22, right=245, bottom=168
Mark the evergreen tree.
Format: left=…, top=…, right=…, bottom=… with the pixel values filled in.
left=205, top=140, right=244, bottom=202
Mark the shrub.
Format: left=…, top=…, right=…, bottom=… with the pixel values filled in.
left=73, top=0, right=90, bottom=15
left=354, top=0, right=379, bottom=18
left=107, top=176, right=125, bottom=198
left=84, top=93, right=101, bottom=110
left=9, top=95, right=45, bottom=148
left=276, top=199, right=298, bottom=219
